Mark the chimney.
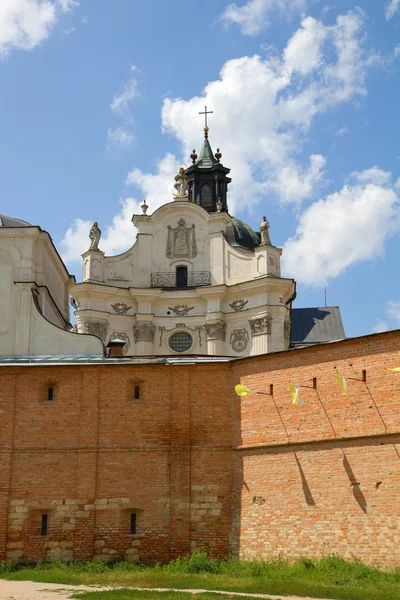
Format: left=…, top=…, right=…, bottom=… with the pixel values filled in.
left=107, top=338, right=125, bottom=357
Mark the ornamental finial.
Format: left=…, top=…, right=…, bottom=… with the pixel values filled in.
left=190, top=149, right=198, bottom=164
left=215, top=148, right=222, bottom=163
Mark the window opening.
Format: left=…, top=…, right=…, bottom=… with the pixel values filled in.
left=169, top=332, right=193, bottom=353
left=130, top=513, right=137, bottom=535
left=47, top=387, right=54, bottom=401
left=134, top=385, right=140, bottom=400
left=41, top=514, right=48, bottom=536
left=201, top=184, right=213, bottom=209
left=176, top=266, right=188, bottom=288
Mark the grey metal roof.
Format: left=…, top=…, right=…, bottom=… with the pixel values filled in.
left=291, top=307, right=345, bottom=345
left=0, top=214, right=31, bottom=227
left=0, top=355, right=236, bottom=366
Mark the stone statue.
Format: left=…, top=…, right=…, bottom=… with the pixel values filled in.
left=89, top=222, right=101, bottom=251
left=173, top=167, right=189, bottom=198
left=259, top=216, right=271, bottom=246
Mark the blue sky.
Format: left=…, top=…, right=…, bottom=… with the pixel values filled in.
left=1, top=0, right=400, bottom=338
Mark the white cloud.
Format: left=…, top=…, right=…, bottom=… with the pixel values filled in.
left=107, top=127, right=134, bottom=148
left=372, top=320, right=389, bottom=333
left=385, top=0, right=400, bottom=20
left=0, top=0, right=78, bottom=58
left=127, top=10, right=377, bottom=213
left=57, top=0, right=79, bottom=12
left=110, top=77, right=138, bottom=119
left=220, top=0, right=307, bottom=36
left=336, top=126, right=348, bottom=137
left=387, top=300, right=400, bottom=323
left=282, top=168, right=400, bottom=286
left=395, top=44, right=400, bottom=58
left=80, top=15, right=88, bottom=25
left=126, top=153, right=178, bottom=208
left=61, top=155, right=179, bottom=265
left=351, top=166, right=393, bottom=186
left=265, top=154, right=326, bottom=205
left=61, top=198, right=141, bottom=264
left=283, top=16, right=327, bottom=75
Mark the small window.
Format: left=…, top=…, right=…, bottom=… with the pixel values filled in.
left=41, top=514, right=48, bottom=536
left=169, top=332, right=193, bottom=353
left=201, top=184, right=213, bottom=209
left=47, top=387, right=54, bottom=401
left=130, top=513, right=137, bottom=535
left=134, top=385, right=140, bottom=400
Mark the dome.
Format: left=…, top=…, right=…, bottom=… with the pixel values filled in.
left=0, top=214, right=31, bottom=227
left=225, top=216, right=261, bottom=251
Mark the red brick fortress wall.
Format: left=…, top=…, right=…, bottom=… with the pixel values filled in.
left=231, top=331, right=400, bottom=568
left=0, top=363, right=233, bottom=563
left=0, top=331, right=399, bottom=567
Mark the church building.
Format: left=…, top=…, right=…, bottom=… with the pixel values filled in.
left=72, top=125, right=296, bottom=357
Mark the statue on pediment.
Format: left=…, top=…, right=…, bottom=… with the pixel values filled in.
left=173, top=167, right=189, bottom=198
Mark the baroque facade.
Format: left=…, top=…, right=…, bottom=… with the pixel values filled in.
left=71, top=128, right=295, bottom=357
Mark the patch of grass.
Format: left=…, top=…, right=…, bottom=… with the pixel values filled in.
left=72, top=592, right=277, bottom=600
left=2, top=553, right=400, bottom=600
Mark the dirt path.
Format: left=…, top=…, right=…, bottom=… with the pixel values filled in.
left=0, top=579, right=334, bottom=600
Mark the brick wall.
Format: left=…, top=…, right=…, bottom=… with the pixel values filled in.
left=231, top=331, right=400, bottom=568
left=0, top=363, right=233, bottom=563
left=0, top=331, right=399, bottom=567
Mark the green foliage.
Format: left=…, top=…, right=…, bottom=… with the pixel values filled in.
left=164, top=552, right=221, bottom=574
left=2, top=553, right=400, bottom=600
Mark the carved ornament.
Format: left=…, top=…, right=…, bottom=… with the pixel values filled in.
left=249, top=315, right=272, bottom=337
left=86, top=319, right=108, bottom=341
left=133, top=322, right=155, bottom=343
left=168, top=304, right=194, bottom=317
left=111, top=302, right=132, bottom=315
left=229, top=299, right=248, bottom=312
left=166, top=218, right=197, bottom=259
left=204, top=320, right=226, bottom=342
left=230, top=328, right=249, bottom=353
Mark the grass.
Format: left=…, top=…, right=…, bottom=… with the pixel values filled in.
left=1, top=553, right=400, bottom=600
left=72, top=593, right=276, bottom=600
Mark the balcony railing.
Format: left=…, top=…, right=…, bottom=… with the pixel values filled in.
left=150, top=271, right=211, bottom=288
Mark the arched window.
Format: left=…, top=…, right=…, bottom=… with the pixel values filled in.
left=176, top=266, right=187, bottom=287
left=201, top=184, right=213, bottom=209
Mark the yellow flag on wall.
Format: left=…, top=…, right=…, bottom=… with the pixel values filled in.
left=288, top=383, right=303, bottom=407
left=386, top=367, right=400, bottom=372
left=235, top=384, right=251, bottom=397
left=334, top=373, right=347, bottom=396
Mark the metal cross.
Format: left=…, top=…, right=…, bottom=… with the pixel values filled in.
left=199, top=106, right=213, bottom=128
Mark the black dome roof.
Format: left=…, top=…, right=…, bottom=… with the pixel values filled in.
left=225, top=216, right=261, bottom=251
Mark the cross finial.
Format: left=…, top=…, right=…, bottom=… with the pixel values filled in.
left=199, top=105, right=213, bottom=137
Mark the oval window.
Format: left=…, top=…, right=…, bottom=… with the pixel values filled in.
left=169, top=332, right=193, bottom=353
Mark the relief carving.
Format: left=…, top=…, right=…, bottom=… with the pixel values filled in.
left=230, top=328, right=249, bottom=352
left=249, top=315, right=272, bottom=337
left=168, top=304, right=194, bottom=317
left=111, top=302, right=132, bottom=315
left=133, top=322, right=155, bottom=343
left=204, top=320, right=226, bottom=341
left=166, top=218, right=197, bottom=259
left=85, top=319, right=108, bottom=341
left=229, top=299, right=248, bottom=312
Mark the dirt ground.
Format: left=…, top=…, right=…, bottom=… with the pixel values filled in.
left=0, top=579, right=333, bottom=600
